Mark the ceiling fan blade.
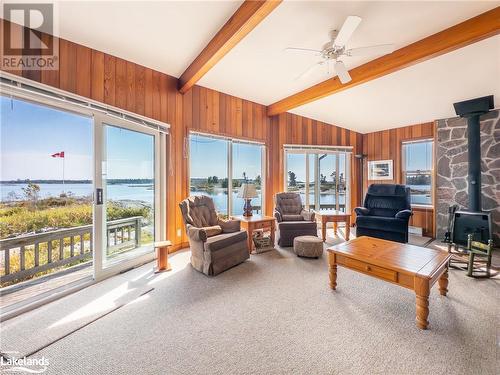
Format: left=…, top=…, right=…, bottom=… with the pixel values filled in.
left=346, top=44, right=395, bottom=57
left=334, top=61, right=352, bottom=84
left=334, top=15, right=362, bottom=47
left=295, top=61, right=325, bottom=80
left=285, top=47, right=322, bottom=56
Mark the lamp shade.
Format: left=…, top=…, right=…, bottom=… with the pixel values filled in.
left=238, top=183, right=258, bottom=199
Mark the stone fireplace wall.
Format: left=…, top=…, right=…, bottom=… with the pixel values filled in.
left=436, top=110, right=500, bottom=244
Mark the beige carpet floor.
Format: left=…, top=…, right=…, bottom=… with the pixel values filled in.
left=4, top=233, right=497, bottom=375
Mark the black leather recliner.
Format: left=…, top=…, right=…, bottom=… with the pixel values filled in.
left=355, top=184, right=412, bottom=243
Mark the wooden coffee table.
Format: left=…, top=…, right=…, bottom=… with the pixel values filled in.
left=232, top=215, right=276, bottom=253
left=315, top=210, right=351, bottom=242
left=327, top=236, right=451, bottom=329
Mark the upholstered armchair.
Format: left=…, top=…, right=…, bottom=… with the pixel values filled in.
left=274, top=192, right=318, bottom=247
left=179, top=195, right=249, bottom=276
left=355, top=184, right=412, bottom=243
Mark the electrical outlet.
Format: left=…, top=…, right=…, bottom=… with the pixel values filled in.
left=177, top=229, right=181, bottom=237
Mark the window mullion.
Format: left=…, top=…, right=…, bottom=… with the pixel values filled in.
left=227, top=140, right=233, bottom=216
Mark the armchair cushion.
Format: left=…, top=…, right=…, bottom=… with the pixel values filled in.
left=204, top=225, right=223, bottom=237
left=204, top=231, right=248, bottom=252
left=282, top=214, right=304, bottom=221
left=300, top=210, right=315, bottom=222
left=179, top=195, right=219, bottom=227
left=218, top=219, right=240, bottom=233
left=356, top=216, right=408, bottom=234
left=354, top=207, right=370, bottom=216
left=395, top=209, right=412, bottom=220
left=275, top=192, right=304, bottom=215
left=187, top=225, right=208, bottom=242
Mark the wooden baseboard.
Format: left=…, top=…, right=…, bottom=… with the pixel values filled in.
left=170, top=242, right=189, bottom=253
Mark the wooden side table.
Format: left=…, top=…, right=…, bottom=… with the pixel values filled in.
left=315, top=210, right=351, bottom=242
left=154, top=240, right=172, bottom=273
left=231, top=215, right=276, bottom=253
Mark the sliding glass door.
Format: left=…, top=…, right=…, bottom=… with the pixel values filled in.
left=0, top=82, right=166, bottom=312
left=0, top=95, right=94, bottom=311
left=100, top=123, right=157, bottom=269
left=189, top=133, right=265, bottom=216
left=285, top=149, right=350, bottom=212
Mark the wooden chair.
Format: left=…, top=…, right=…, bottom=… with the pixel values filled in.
left=466, top=234, right=493, bottom=278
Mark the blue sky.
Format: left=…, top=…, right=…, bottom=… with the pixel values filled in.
left=286, top=153, right=347, bottom=183
left=1, top=96, right=153, bottom=180
left=403, top=141, right=433, bottom=171
left=189, top=134, right=262, bottom=180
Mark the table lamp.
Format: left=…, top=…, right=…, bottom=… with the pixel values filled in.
left=238, top=183, right=258, bottom=217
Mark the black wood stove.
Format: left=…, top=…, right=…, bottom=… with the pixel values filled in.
left=446, top=95, right=495, bottom=271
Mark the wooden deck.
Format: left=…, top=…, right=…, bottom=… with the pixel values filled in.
left=0, top=263, right=92, bottom=310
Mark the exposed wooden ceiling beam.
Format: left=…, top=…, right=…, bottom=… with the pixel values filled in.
left=267, top=7, right=500, bottom=116
left=178, top=0, right=282, bottom=94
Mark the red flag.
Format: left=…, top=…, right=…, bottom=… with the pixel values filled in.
left=51, top=151, right=65, bottom=158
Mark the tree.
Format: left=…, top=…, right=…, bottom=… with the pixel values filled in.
left=320, top=174, right=327, bottom=184
left=255, top=175, right=261, bottom=186
left=207, top=176, right=219, bottom=185
left=6, top=191, right=19, bottom=201
left=330, top=171, right=337, bottom=183
left=23, top=182, right=40, bottom=208
left=242, top=172, right=248, bottom=182
left=288, top=171, right=297, bottom=187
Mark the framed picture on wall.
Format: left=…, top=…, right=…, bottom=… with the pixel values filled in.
left=368, top=160, right=393, bottom=180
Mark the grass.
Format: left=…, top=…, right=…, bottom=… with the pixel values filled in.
left=0, top=197, right=150, bottom=239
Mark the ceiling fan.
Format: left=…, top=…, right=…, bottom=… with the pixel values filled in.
left=285, top=15, right=395, bottom=84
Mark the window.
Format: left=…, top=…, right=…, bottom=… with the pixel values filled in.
left=189, top=133, right=265, bottom=216
left=284, top=147, right=351, bottom=212
left=402, top=139, right=433, bottom=206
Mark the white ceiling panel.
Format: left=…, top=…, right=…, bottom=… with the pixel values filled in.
left=291, top=35, right=500, bottom=133
left=198, top=1, right=498, bottom=104
left=54, top=0, right=243, bottom=77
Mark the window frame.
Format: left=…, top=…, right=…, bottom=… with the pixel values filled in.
left=188, top=131, right=266, bottom=216
left=401, top=138, right=434, bottom=208
left=283, top=146, right=352, bottom=213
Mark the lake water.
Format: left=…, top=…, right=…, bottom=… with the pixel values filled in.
left=0, top=183, right=154, bottom=204
left=1, top=183, right=432, bottom=211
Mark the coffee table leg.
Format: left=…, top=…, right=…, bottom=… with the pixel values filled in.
left=333, top=222, right=338, bottom=236
left=328, top=252, right=337, bottom=290
left=322, top=217, right=327, bottom=242
left=438, top=269, right=449, bottom=296
left=415, top=277, right=430, bottom=329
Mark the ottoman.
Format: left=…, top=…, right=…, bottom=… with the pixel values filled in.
left=293, top=235, right=323, bottom=258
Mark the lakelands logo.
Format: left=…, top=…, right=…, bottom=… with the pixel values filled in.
left=1, top=2, right=59, bottom=70
left=0, top=353, right=49, bottom=373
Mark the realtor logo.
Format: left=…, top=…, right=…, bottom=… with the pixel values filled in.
left=1, top=2, right=59, bottom=70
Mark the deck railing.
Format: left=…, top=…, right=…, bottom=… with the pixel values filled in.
left=0, top=216, right=143, bottom=284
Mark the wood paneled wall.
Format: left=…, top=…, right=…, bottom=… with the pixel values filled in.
left=1, top=19, right=364, bottom=249
left=270, top=113, right=364, bottom=221
left=362, top=122, right=436, bottom=237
